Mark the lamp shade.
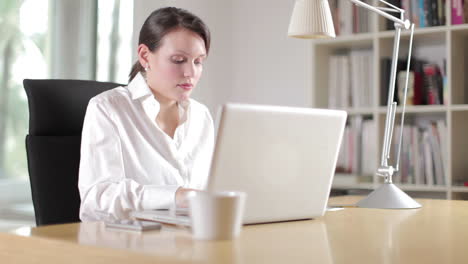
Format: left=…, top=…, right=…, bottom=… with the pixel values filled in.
left=288, top=0, right=336, bottom=39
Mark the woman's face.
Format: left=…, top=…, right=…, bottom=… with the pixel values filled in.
left=138, top=28, right=206, bottom=103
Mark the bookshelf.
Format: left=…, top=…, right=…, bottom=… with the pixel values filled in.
left=312, top=0, right=468, bottom=200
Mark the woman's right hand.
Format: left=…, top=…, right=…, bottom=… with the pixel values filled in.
left=175, top=187, right=200, bottom=208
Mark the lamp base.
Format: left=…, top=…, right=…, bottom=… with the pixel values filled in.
left=356, top=183, right=422, bottom=209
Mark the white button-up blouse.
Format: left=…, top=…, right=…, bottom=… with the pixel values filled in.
left=78, top=73, right=214, bottom=221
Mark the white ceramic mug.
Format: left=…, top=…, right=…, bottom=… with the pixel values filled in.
left=188, top=191, right=247, bottom=240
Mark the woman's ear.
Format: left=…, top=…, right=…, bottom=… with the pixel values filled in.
left=137, top=44, right=151, bottom=69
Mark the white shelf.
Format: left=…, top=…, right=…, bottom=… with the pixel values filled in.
left=450, top=24, right=468, bottom=32
left=332, top=183, right=374, bottom=190
left=317, top=26, right=450, bottom=43
left=313, top=33, right=374, bottom=47
left=313, top=5, right=468, bottom=200
left=345, top=108, right=375, bottom=115
left=378, top=26, right=449, bottom=38
left=377, top=105, right=448, bottom=114
left=450, top=105, right=468, bottom=111
left=397, top=184, right=448, bottom=192
left=333, top=174, right=373, bottom=189
left=451, top=186, right=468, bottom=193
left=332, top=182, right=448, bottom=192
left=336, top=105, right=449, bottom=115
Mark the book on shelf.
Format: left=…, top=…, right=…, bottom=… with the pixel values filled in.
left=412, top=125, right=424, bottom=184
left=328, top=51, right=373, bottom=109
left=411, top=0, right=420, bottom=26
left=452, top=0, right=464, bottom=25
left=380, top=58, right=446, bottom=106
left=338, top=0, right=354, bottom=35
left=439, top=0, right=446, bottom=26
left=465, top=0, right=468, bottom=23
left=386, top=0, right=446, bottom=28
left=329, top=55, right=351, bottom=108
left=397, top=71, right=415, bottom=105
left=429, top=122, right=445, bottom=185
left=451, top=0, right=468, bottom=24
left=329, top=0, right=340, bottom=35
left=419, top=0, right=426, bottom=27
left=380, top=58, right=408, bottom=106
left=352, top=116, right=362, bottom=174
left=422, top=130, right=435, bottom=185
left=402, top=0, right=411, bottom=21
left=423, top=63, right=444, bottom=105
left=390, top=121, right=447, bottom=185
left=330, top=0, right=371, bottom=35
left=336, top=117, right=377, bottom=176
left=435, top=119, right=448, bottom=183
left=333, top=117, right=448, bottom=186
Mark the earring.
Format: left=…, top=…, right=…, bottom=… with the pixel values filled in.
left=144, top=64, right=149, bottom=71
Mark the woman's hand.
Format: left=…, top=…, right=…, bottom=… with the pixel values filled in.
left=175, top=187, right=201, bottom=208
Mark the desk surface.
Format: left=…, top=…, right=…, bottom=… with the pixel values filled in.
left=3, top=196, right=468, bottom=264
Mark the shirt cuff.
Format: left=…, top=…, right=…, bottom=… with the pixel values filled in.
left=140, top=185, right=180, bottom=210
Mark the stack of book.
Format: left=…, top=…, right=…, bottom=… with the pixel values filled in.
left=385, top=0, right=446, bottom=29
left=328, top=0, right=371, bottom=35
left=391, top=120, right=447, bottom=185
left=336, top=116, right=378, bottom=176
left=328, top=50, right=374, bottom=109
left=336, top=118, right=447, bottom=186
left=380, top=58, right=446, bottom=106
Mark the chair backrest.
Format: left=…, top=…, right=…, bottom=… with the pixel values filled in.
left=24, top=79, right=122, bottom=226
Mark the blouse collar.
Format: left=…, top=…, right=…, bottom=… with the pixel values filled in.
left=127, top=72, right=190, bottom=123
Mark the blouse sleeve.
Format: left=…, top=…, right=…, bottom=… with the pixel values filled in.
left=78, top=98, right=179, bottom=221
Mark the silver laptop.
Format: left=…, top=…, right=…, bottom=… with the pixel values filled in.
left=132, top=103, right=347, bottom=225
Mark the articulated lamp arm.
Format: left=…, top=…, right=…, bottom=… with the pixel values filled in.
left=349, top=0, right=415, bottom=181
left=345, top=0, right=419, bottom=208
left=347, top=0, right=411, bottom=29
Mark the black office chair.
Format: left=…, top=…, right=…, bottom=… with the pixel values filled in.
left=24, top=79, right=122, bottom=226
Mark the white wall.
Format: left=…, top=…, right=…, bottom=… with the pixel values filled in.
left=133, top=0, right=312, bottom=114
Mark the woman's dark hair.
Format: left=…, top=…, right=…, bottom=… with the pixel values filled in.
left=128, top=7, right=211, bottom=82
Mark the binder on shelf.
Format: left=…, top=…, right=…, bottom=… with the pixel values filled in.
left=422, top=130, right=435, bottom=186
left=338, top=0, right=354, bottom=35
left=329, top=52, right=373, bottom=109
left=436, top=120, right=448, bottom=185
left=419, top=0, right=426, bottom=27
left=428, top=123, right=445, bottom=185
left=423, top=63, right=444, bottom=105
left=411, top=0, right=420, bottom=26
left=397, top=71, right=415, bottom=105
left=389, top=121, right=447, bottom=186
left=465, top=0, right=468, bottom=23
left=332, top=0, right=371, bottom=35
left=452, top=0, right=464, bottom=25
left=384, top=0, right=446, bottom=28
left=336, top=117, right=376, bottom=177
left=412, top=127, right=424, bottom=185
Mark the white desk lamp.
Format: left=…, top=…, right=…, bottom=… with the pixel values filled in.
left=288, top=0, right=421, bottom=209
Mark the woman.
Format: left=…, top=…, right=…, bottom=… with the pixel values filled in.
left=78, top=7, right=213, bottom=221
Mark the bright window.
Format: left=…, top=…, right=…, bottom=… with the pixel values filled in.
left=0, top=0, right=49, bottom=181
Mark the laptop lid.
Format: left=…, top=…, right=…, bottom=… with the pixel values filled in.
left=207, top=103, right=347, bottom=224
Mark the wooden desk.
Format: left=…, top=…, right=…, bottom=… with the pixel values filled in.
left=2, top=196, right=468, bottom=264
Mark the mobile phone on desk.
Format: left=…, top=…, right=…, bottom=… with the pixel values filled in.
left=105, top=219, right=162, bottom=231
